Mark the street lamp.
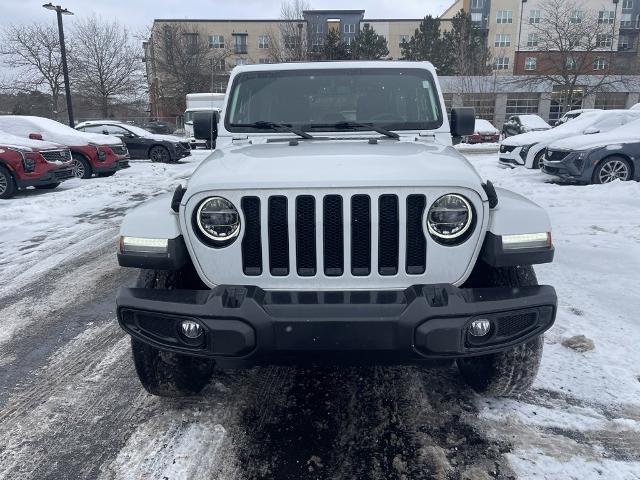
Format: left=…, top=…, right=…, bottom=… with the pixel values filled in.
left=42, top=3, right=74, bottom=127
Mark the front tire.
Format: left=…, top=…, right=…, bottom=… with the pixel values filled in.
left=149, top=145, right=171, bottom=163
left=0, top=166, right=17, bottom=199
left=130, top=267, right=215, bottom=397
left=593, top=156, right=631, bottom=184
left=457, top=264, right=544, bottom=396
left=72, top=153, right=92, bottom=179
left=532, top=149, right=546, bottom=170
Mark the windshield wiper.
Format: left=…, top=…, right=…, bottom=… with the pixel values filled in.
left=235, top=121, right=314, bottom=139
left=309, top=121, right=400, bottom=140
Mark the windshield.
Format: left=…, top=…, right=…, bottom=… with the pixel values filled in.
left=225, top=68, right=443, bottom=133
left=184, top=111, right=195, bottom=124
left=123, top=124, right=153, bottom=136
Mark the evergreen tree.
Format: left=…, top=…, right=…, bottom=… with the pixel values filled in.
left=443, top=11, right=492, bottom=76
left=321, top=29, right=350, bottom=60
left=350, top=25, right=389, bottom=60
left=400, top=15, right=445, bottom=70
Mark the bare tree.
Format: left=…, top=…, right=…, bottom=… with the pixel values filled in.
left=268, top=0, right=309, bottom=62
left=148, top=23, right=231, bottom=115
left=0, top=23, right=66, bottom=118
left=70, top=15, right=143, bottom=117
left=517, top=0, right=628, bottom=115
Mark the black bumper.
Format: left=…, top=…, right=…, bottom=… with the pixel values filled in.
left=16, top=167, right=74, bottom=187
left=117, top=284, right=557, bottom=368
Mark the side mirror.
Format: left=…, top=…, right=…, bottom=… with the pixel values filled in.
left=29, top=133, right=43, bottom=140
left=193, top=111, right=218, bottom=143
left=584, top=127, right=600, bottom=134
left=450, top=107, right=475, bottom=139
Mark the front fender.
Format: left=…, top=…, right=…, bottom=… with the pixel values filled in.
left=120, top=193, right=182, bottom=239
left=487, top=188, right=551, bottom=236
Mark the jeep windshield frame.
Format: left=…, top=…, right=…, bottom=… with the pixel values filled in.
left=225, top=67, right=444, bottom=135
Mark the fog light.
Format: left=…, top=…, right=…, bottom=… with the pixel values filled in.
left=180, top=320, right=203, bottom=339
left=469, top=319, right=491, bottom=337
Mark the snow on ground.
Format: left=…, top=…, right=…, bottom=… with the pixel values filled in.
left=465, top=153, right=640, bottom=479
left=0, top=151, right=209, bottom=298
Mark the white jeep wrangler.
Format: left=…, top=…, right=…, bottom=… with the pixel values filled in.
left=116, top=62, right=556, bottom=397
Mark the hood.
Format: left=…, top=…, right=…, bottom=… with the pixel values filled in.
left=502, top=126, right=587, bottom=147
left=0, top=132, right=65, bottom=151
left=186, top=139, right=484, bottom=193
left=550, top=130, right=640, bottom=151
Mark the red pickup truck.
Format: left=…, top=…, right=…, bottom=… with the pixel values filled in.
left=0, top=132, right=74, bottom=199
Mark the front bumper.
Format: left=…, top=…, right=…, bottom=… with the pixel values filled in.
left=542, top=155, right=591, bottom=182
left=94, top=159, right=130, bottom=173
left=117, top=283, right=557, bottom=368
left=16, top=166, right=74, bottom=187
left=498, top=146, right=525, bottom=168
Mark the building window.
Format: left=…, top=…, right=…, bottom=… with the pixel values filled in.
left=525, top=57, right=537, bottom=70
left=284, top=34, right=299, bottom=50
left=566, top=57, right=576, bottom=70
left=209, top=35, right=224, bottom=49
left=621, top=13, right=633, bottom=27
left=399, top=34, right=411, bottom=45
left=212, top=81, right=227, bottom=94
left=593, top=58, right=608, bottom=70
left=311, top=35, right=323, bottom=48
left=494, top=34, right=512, bottom=47
left=471, top=13, right=483, bottom=22
left=463, top=93, right=496, bottom=121
left=494, top=56, right=510, bottom=70
left=235, top=58, right=249, bottom=66
left=258, top=58, right=271, bottom=64
left=598, top=11, right=615, bottom=24
left=529, top=10, right=541, bottom=24
left=312, top=23, right=324, bottom=34
left=212, top=58, right=226, bottom=71
left=570, top=10, right=584, bottom=23
left=471, top=0, right=483, bottom=8
left=597, top=34, right=613, bottom=47
left=496, top=10, right=513, bottom=24
left=623, top=0, right=633, bottom=9
left=233, top=34, right=247, bottom=54
left=506, top=93, right=540, bottom=116
left=527, top=33, right=539, bottom=47
left=594, top=92, right=628, bottom=109
left=344, top=36, right=353, bottom=45
left=344, top=24, right=356, bottom=34
left=184, top=33, right=198, bottom=54
left=619, top=35, right=630, bottom=50
left=258, top=35, right=270, bottom=49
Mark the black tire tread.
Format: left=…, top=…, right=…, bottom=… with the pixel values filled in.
left=0, top=165, right=17, bottom=199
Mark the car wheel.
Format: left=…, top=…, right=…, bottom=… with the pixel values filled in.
left=0, top=166, right=17, bottom=199
left=130, top=267, right=216, bottom=397
left=149, top=145, right=171, bottom=163
left=533, top=149, right=546, bottom=170
left=72, top=153, right=92, bottom=179
left=456, top=263, right=544, bottom=397
left=593, top=156, right=631, bottom=184
left=34, top=183, right=61, bottom=190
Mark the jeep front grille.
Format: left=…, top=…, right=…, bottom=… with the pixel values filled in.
left=240, top=193, right=427, bottom=278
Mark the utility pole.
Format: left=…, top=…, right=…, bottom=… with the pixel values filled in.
left=43, top=3, right=74, bottom=126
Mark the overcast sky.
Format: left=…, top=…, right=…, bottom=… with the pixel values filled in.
left=2, top=0, right=452, bottom=34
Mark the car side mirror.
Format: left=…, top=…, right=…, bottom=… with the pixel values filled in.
left=584, top=127, right=600, bottom=134
left=450, top=107, right=475, bottom=140
left=29, top=133, right=43, bottom=140
left=193, top=111, right=219, bottom=142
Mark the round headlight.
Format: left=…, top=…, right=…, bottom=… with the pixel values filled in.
left=195, top=197, right=240, bottom=247
left=427, top=194, right=474, bottom=244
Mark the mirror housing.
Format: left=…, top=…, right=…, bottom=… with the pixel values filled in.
left=584, top=127, right=600, bottom=134
left=193, top=111, right=219, bottom=143
left=450, top=108, right=476, bottom=140
left=29, top=133, right=43, bottom=140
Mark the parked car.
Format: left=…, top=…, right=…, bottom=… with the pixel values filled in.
left=115, top=61, right=557, bottom=399
left=501, top=115, right=551, bottom=138
left=464, top=119, right=500, bottom=143
left=0, top=116, right=129, bottom=179
left=498, top=110, right=640, bottom=169
left=76, top=121, right=191, bottom=163
left=553, top=109, right=600, bottom=126
left=0, top=132, right=74, bottom=199
left=543, top=118, right=640, bottom=184
left=140, top=121, right=173, bottom=135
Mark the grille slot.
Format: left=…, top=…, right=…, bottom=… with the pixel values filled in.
left=496, top=312, right=537, bottom=337
left=268, top=196, right=289, bottom=276
left=241, top=197, right=262, bottom=276
left=378, top=195, right=399, bottom=276
left=351, top=195, right=371, bottom=276
left=546, top=150, right=569, bottom=161
left=323, top=195, right=344, bottom=276
left=295, top=196, right=316, bottom=276
left=406, top=195, right=427, bottom=274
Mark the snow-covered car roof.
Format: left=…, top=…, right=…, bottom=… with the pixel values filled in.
left=0, top=116, right=123, bottom=146
left=74, top=120, right=124, bottom=129
left=630, top=103, right=640, bottom=111
left=473, top=119, right=499, bottom=135
left=549, top=117, right=640, bottom=150
left=0, top=130, right=66, bottom=151
left=503, top=110, right=640, bottom=147
left=562, top=109, right=599, bottom=117
left=517, top=115, right=551, bottom=130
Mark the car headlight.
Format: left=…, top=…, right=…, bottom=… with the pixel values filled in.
left=521, top=143, right=536, bottom=155
left=427, top=194, right=474, bottom=245
left=194, top=196, right=240, bottom=247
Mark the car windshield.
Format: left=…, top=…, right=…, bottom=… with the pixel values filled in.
left=123, top=124, right=153, bottom=136
left=226, top=68, right=443, bottom=133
